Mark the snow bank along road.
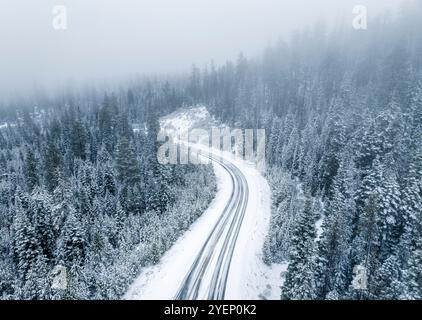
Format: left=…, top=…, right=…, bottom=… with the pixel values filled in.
left=175, top=154, right=249, bottom=299
left=125, top=107, right=280, bottom=300
left=125, top=141, right=281, bottom=300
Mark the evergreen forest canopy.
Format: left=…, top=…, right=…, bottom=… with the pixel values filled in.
left=0, top=1, right=421, bottom=300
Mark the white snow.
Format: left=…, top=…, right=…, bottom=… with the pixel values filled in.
left=0, top=122, right=14, bottom=129
left=125, top=106, right=281, bottom=300
left=160, top=105, right=216, bottom=137
left=124, top=161, right=233, bottom=299
left=224, top=160, right=278, bottom=299
left=315, top=217, right=324, bottom=241
left=315, top=199, right=325, bottom=241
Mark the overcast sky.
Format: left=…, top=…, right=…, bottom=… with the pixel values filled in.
left=0, top=0, right=403, bottom=99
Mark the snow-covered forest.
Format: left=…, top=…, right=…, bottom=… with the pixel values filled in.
left=0, top=91, right=216, bottom=299
left=1, top=1, right=421, bottom=300
left=186, top=3, right=421, bottom=299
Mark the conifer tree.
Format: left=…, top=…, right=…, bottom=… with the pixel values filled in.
left=44, top=140, right=62, bottom=192
left=12, top=198, right=41, bottom=280
left=24, top=149, right=39, bottom=192
left=115, top=137, right=140, bottom=187
left=57, top=209, right=86, bottom=267
left=282, top=199, right=317, bottom=300
left=401, top=240, right=422, bottom=300
left=30, top=188, right=55, bottom=260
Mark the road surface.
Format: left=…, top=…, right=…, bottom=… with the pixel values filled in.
left=124, top=143, right=275, bottom=300
left=125, top=107, right=276, bottom=300
left=175, top=154, right=249, bottom=300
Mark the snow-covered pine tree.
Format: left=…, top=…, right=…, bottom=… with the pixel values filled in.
left=316, top=156, right=356, bottom=299
left=282, top=199, right=317, bottom=300
left=51, top=173, right=74, bottom=232
left=115, top=137, right=140, bottom=187
left=401, top=240, right=422, bottom=300
left=70, top=119, right=87, bottom=160
left=12, top=196, right=41, bottom=281
left=24, top=149, right=39, bottom=192
left=30, top=187, right=55, bottom=260
left=57, top=208, right=86, bottom=267
left=19, top=254, right=51, bottom=300
left=44, top=140, right=62, bottom=192
left=352, top=192, right=382, bottom=299
left=318, top=109, right=346, bottom=198
left=372, top=254, right=404, bottom=299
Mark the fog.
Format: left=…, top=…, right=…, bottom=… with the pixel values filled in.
left=0, top=0, right=402, bottom=99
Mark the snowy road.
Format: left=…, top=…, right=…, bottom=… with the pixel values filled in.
left=125, top=106, right=282, bottom=300
left=175, top=155, right=249, bottom=300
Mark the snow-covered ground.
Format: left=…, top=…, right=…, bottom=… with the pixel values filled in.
left=215, top=150, right=285, bottom=300
left=0, top=122, right=15, bottom=129
left=124, top=160, right=233, bottom=299
left=160, top=105, right=217, bottom=135
left=125, top=106, right=284, bottom=300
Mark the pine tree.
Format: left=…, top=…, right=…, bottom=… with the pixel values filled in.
left=19, top=255, right=51, bottom=300
left=12, top=197, right=41, bottom=280
left=30, top=187, right=55, bottom=260
left=376, top=166, right=402, bottom=260
left=316, top=164, right=355, bottom=299
left=89, top=132, right=98, bottom=164
left=372, top=254, right=404, bottom=299
left=97, top=147, right=116, bottom=196
left=99, top=94, right=118, bottom=154
left=319, top=111, right=346, bottom=197
left=51, top=174, right=74, bottom=232
left=401, top=241, right=422, bottom=300
left=115, top=137, right=140, bottom=186
left=117, top=112, right=132, bottom=139
left=282, top=199, right=317, bottom=300
left=268, top=117, right=282, bottom=166
left=44, top=140, right=62, bottom=192
left=24, top=149, right=39, bottom=191
left=352, top=193, right=382, bottom=299
left=57, top=209, right=86, bottom=267
left=70, top=120, right=87, bottom=160
left=399, top=149, right=422, bottom=259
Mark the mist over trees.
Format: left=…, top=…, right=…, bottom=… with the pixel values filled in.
left=180, top=2, right=422, bottom=300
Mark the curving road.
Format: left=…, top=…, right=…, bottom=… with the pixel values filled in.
left=175, top=154, right=249, bottom=300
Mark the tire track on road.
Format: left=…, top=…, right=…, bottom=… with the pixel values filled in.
left=175, top=154, right=249, bottom=300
